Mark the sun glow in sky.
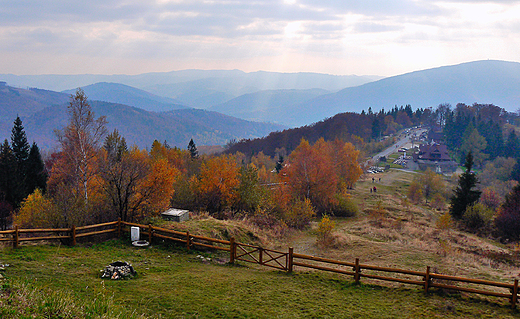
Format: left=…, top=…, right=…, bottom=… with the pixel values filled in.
left=1, top=0, right=520, bottom=77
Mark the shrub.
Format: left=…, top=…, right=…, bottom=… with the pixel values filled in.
left=436, top=212, right=454, bottom=230
left=316, top=215, right=336, bottom=247
left=331, top=193, right=358, bottom=217
left=282, top=198, right=316, bottom=229
left=407, top=180, right=423, bottom=204
left=463, top=203, right=494, bottom=232
left=431, top=193, right=446, bottom=211
left=479, top=188, right=501, bottom=210
left=495, top=184, right=520, bottom=240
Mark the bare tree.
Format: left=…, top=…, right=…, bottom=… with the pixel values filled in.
left=55, top=88, right=107, bottom=203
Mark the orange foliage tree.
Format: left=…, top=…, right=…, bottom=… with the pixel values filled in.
left=282, top=138, right=363, bottom=214
left=283, top=138, right=337, bottom=212
left=100, top=143, right=179, bottom=223
left=197, top=154, right=240, bottom=213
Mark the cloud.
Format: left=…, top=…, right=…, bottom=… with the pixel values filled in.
left=1, top=0, right=520, bottom=75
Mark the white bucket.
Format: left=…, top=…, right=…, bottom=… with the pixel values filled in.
left=130, top=226, right=140, bottom=242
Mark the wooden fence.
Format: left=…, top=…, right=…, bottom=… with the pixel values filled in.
left=1, top=219, right=518, bottom=308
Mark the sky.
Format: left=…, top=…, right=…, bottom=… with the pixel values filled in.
left=1, top=0, right=520, bottom=77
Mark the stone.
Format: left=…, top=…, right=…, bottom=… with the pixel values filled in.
left=101, top=261, right=136, bottom=280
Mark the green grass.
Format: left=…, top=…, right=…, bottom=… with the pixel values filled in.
left=1, top=239, right=520, bottom=318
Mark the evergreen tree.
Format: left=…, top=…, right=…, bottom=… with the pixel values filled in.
left=504, top=130, right=520, bottom=159
left=275, top=154, right=284, bottom=173
left=371, top=118, right=381, bottom=140
left=449, top=152, right=481, bottom=220
left=104, top=129, right=128, bottom=163
left=10, top=116, right=30, bottom=205
left=0, top=139, right=16, bottom=206
left=25, top=142, right=48, bottom=195
left=188, top=138, right=199, bottom=159
left=11, top=116, right=30, bottom=164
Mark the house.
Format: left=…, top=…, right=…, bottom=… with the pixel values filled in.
left=413, top=143, right=457, bottom=173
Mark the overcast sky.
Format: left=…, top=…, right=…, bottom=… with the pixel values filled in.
left=1, top=0, right=519, bottom=77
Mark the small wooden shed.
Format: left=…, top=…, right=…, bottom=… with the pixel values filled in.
left=161, top=208, right=190, bottom=222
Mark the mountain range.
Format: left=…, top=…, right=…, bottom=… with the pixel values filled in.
left=0, top=82, right=284, bottom=150
left=1, top=59, right=520, bottom=148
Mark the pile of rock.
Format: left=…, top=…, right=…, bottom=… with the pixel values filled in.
left=101, top=261, right=136, bottom=280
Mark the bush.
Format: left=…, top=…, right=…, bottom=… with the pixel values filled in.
left=431, top=193, right=446, bottom=211
left=316, top=215, right=335, bottom=247
left=282, top=198, right=316, bottom=229
left=436, top=212, right=454, bottom=230
left=463, top=203, right=494, bottom=232
left=495, top=184, right=520, bottom=240
left=331, top=193, right=358, bottom=217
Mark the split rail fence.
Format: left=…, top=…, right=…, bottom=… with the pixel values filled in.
left=1, top=219, right=518, bottom=308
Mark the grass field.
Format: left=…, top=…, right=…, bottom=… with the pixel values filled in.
left=2, top=169, right=520, bottom=318
left=1, top=239, right=520, bottom=318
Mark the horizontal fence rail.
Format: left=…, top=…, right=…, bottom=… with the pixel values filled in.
left=1, top=219, right=519, bottom=308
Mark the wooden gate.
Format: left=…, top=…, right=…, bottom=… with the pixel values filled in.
left=235, top=243, right=288, bottom=271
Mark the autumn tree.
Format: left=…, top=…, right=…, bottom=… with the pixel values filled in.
left=419, top=168, right=446, bottom=203
left=235, top=165, right=263, bottom=213
left=283, top=138, right=337, bottom=213
left=100, top=138, right=178, bottom=222
left=495, top=184, right=520, bottom=240
left=460, top=126, right=488, bottom=167
left=331, top=139, right=363, bottom=191
left=197, top=154, right=240, bottom=213
left=54, top=88, right=107, bottom=203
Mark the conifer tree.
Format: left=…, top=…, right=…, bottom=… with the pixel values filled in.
left=10, top=116, right=30, bottom=205
left=11, top=116, right=30, bottom=164
left=0, top=139, right=16, bottom=206
left=449, top=152, right=481, bottom=219
left=25, top=142, right=48, bottom=195
left=188, top=138, right=198, bottom=159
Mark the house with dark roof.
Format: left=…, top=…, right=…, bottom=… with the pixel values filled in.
left=413, top=143, right=457, bottom=173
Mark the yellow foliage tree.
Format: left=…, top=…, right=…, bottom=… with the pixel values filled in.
left=15, top=189, right=56, bottom=228
left=316, top=215, right=336, bottom=247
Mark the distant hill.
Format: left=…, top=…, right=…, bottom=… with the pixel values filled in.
left=20, top=102, right=285, bottom=150
left=62, top=82, right=189, bottom=112
left=225, top=112, right=373, bottom=157
left=288, top=60, right=520, bottom=126
left=0, top=84, right=285, bottom=150
left=209, top=89, right=329, bottom=125
left=0, top=70, right=382, bottom=108
left=0, top=81, right=69, bottom=121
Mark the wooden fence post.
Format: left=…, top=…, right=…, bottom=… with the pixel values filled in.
left=424, top=266, right=430, bottom=293
left=148, top=224, right=153, bottom=243
left=229, top=237, right=235, bottom=264
left=288, top=247, right=294, bottom=273
left=14, top=225, right=19, bottom=249
left=512, top=279, right=518, bottom=309
left=117, top=218, right=121, bottom=238
left=71, top=225, right=76, bottom=246
left=354, top=258, right=360, bottom=284
left=259, top=247, right=263, bottom=265
left=186, top=231, right=191, bottom=250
